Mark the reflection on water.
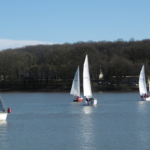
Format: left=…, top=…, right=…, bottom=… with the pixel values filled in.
left=79, top=106, right=95, bottom=149
left=135, top=100, right=150, bottom=149
left=0, top=121, right=7, bottom=139
left=138, top=101, right=147, bottom=111
left=0, top=121, right=8, bottom=149
left=82, top=106, right=93, bottom=114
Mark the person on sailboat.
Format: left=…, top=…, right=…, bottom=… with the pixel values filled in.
left=86, top=97, right=94, bottom=102
left=89, top=98, right=94, bottom=101
left=86, top=98, right=89, bottom=102
left=144, top=93, right=149, bottom=97
left=141, top=94, right=144, bottom=98
left=74, top=96, right=78, bottom=101
left=141, top=93, right=149, bottom=98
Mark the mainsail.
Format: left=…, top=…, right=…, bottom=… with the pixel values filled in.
left=139, top=65, right=147, bottom=95
left=70, top=66, right=80, bottom=96
left=83, top=55, right=92, bottom=98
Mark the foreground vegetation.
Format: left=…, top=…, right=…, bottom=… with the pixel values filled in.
left=0, top=39, right=150, bottom=91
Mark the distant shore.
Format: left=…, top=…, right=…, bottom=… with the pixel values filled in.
left=0, top=86, right=139, bottom=92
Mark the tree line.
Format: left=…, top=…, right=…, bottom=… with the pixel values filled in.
left=0, top=39, right=150, bottom=90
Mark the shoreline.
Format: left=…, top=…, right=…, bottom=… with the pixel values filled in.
left=0, top=87, right=139, bottom=92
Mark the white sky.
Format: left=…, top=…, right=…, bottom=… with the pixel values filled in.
left=0, top=39, right=54, bottom=50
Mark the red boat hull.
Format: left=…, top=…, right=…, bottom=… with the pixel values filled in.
left=78, top=98, right=83, bottom=102
left=73, top=97, right=83, bottom=102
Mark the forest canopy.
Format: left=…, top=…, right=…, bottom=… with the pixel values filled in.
left=0, top=39, right=150, bottom=89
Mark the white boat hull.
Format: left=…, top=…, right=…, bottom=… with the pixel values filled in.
left=0, top=113, right=7, bottom=120
left=141, top=97, right=150, bottom=101
left=85, top=99, right=97, bottom=106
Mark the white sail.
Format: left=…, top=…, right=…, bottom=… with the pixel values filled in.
left=0, top=98, right=6, bottom=112
left=83, top=55, right=92, bottom=98
left=139, top=65, right=147, bottom=95
left=70, top=66, right=80, bottom=96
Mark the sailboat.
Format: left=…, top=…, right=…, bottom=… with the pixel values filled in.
left=139, top=65, right=150, bottom=101
left=70, top=66, right=83, bottom=102
left=0, top=97, right=11, bottom=120
left=83, top=55, right=97, bottom=105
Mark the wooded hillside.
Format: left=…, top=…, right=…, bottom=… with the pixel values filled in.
left=0, top=39, right=150, bottom=90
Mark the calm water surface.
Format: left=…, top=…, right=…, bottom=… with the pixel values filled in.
left=0, top=91, right=150, bottom=150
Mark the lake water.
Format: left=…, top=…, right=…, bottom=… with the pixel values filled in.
left=0, top=91, right=150, bottom=150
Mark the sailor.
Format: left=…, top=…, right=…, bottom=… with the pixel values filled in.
left=141, top=94, right=144, bottom=98
left=145, top=93, right=149, bottom=97
left=89, top=98, right=94, bottom=101
left=75, top=96, right=78, bottom=100
left=144, top=93, right=148, bottom=97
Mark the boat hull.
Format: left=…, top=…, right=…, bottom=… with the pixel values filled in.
left=73, top=97, right=83, bottom=102
left=0, top=113, right=7, bottom=121
left=85, top=99, right=97, bottom=106
left=141, top=97, right=150, bottom=101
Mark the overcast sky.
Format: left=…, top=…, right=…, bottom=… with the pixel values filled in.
left=1, top=0, right=150, bottom=50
